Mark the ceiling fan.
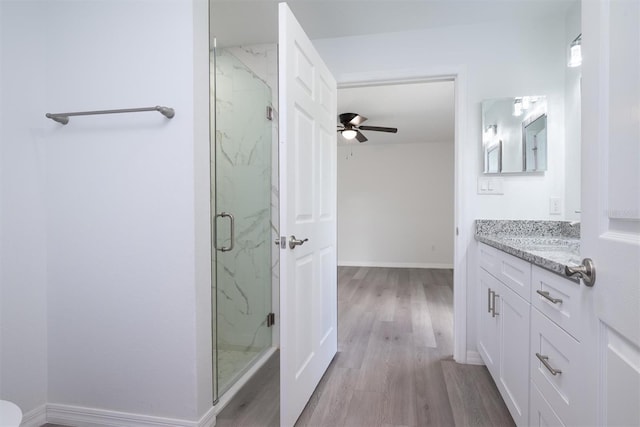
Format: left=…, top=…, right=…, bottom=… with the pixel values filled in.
left=337, top=112, right=398, bottom=143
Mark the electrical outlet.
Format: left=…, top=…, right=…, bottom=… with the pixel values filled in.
left=549, top=197, right=562, bottom=215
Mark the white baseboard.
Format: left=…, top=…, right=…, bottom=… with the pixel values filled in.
left=338, top=261, right=454, bottom=269
left=465, top=350, right=485, bottom=366
left=45, top=404, right=215, bottom=427
left=20, top=404, right=47, bottom=427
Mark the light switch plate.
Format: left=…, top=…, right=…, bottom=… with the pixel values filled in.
left=477, top=177, right=504, bottom=195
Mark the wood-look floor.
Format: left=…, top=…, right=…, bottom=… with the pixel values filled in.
left=218, top=266, right=515, bottom=427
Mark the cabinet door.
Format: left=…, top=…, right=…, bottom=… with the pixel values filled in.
left=498, top=283, right=531, bottom=427
left=530, top=381, right=565, bottom=427
left=478, top=268, right=500, bottom=378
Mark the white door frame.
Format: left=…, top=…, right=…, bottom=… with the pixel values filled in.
left=336, top=66, right=470, bottom=363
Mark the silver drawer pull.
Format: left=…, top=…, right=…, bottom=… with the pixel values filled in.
left=536, top=290, right=563, bottom=304
left=488, top=289, right=493, bottom=313
left=492, top=292, right=499, bottom=317
left=536, top=353, right=563, bottom=376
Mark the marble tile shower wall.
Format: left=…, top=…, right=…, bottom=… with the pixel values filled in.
left=213, top=48, right=278, bottom=352
left=226, top=44, right=280, bottom=304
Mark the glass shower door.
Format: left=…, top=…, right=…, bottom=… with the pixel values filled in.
left=213, top=49, right=273, bottom=397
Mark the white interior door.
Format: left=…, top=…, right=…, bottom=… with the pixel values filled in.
left=278, top=3, right=338, bottom=426
left=581, top=1, right=640, bottom=425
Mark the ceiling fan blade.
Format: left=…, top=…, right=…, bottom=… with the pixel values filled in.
left=358, top=125, right=398, bottom=133
left=339, top=112, right=368, bottom=126
left=355, top=130, right=368, bottom=143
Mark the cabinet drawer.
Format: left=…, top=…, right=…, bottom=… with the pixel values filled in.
left=531, top=266, right=582, bottom=341
left=478, top=242, right=501, bottom=275
left=530, top=381, right=566, bottom=426
left=530, top=308, right=583, bottom=426
left=479, top=243, right=531, bottom=302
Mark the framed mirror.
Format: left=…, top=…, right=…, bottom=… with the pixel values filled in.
left=482, top=96, right=547, bottom=173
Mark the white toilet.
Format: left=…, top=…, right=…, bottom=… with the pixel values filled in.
left=0, top=400, right=22, bottom=427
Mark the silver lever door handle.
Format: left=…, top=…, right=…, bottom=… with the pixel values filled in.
left=565, top=258, right=596, bottom=287
left=289, top=235, right=309, bottom=250
left=214, top=212, right=235, bottom=252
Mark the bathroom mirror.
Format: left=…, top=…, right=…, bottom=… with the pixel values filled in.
left=482, top=96, right=548, bottom=173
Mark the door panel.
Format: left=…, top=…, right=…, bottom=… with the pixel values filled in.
left=581, top=0, right=640, bottom=425
left=602, top=327, right=640, bottom=427
left=293, top=107, right=314, bottom=220
left=279, top=3, right=338, bottom=426
left=294, top=255, right=314, bottom=375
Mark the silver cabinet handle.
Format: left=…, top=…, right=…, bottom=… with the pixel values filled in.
left=288, top=235, right=309, bottom=250
left=536, top=353, right=562, bottom=375
left=488, top=288, right=493, bottom=313
left=214, top=212, right=234, bottom=252
left=492, top=292, right=499, bottom=317
left=565, top=258, right=596, bottom=287
left=536, top=290, right=563, bottom=304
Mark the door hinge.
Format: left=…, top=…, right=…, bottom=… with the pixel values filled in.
left=267, top=312, right=275, bottom=327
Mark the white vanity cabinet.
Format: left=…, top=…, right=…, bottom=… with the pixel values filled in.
left=478, top=244, right=531, bottom=427
left=529, top=265, right=588, bottom=427
left=477, top=242, right=590, bottom=427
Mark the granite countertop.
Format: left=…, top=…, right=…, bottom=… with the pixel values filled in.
left=475, top=220, right=581, bottom=277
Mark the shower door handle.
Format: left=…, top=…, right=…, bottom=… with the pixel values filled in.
left=214, top=212, right=235, bottom=252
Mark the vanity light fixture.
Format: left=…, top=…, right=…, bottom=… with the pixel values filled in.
left=568, top=34, right=582, bottom=67
left=341, top=129, right=358, bottom=140
left=513, top=99, right=523, bottom=117
left=483, top=124, right=498, bottom=148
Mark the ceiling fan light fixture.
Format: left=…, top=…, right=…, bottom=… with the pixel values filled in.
left=341, top=129, right=358, bottom=140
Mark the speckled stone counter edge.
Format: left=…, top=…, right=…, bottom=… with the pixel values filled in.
left=475, top=219, right=580, bottom=239
left=475, top=220, right=580, bottom=280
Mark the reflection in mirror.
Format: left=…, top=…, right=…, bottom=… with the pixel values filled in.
left=482, top=96, right=547, bottom=174
left=523, top=113, right=547, bottom=171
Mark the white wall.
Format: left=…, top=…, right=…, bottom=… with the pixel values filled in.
left=0, top=0, right=212, bottom=424
left=0, top=0, right=49, bottom=415
left=315, top=17, right=567, bottom=221
left=313, top=13, right=567, bottom=354
left=43, top=0, right=209, bottom=421
left=337, top=142, right=454, bottom=268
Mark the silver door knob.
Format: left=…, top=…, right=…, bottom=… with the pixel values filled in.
left=565, top=258, right=596, bottom=287
left=289, top=235, right=309, bottom=249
